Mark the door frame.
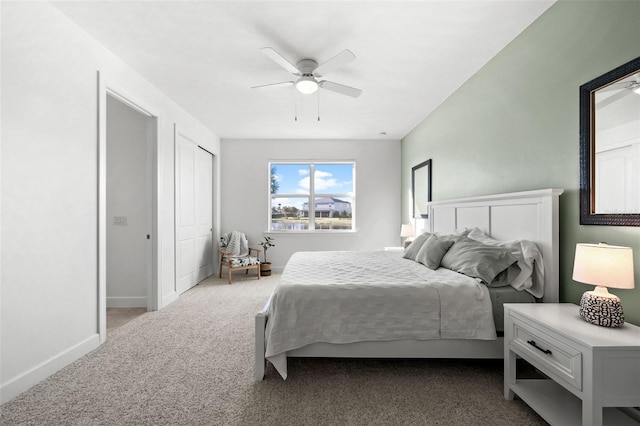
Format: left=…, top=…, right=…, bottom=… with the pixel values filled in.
left=97, top=72, right=161, bottom=343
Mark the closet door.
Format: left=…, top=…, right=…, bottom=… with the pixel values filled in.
left=195, top=147, right=213, bottom=282
left=176, top=134, right=213, bottom=295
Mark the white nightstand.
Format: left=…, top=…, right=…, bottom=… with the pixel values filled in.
left=504, top=303, right=640, bottom=426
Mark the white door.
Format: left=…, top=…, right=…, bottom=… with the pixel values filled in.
left=176, top=134, right=214, bottom=295
left=195, top=147, right=214, bottom=282
left=595, top=144, right=639, bottom=213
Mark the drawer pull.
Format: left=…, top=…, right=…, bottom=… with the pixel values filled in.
left=527, top=340, right=552, bottom=355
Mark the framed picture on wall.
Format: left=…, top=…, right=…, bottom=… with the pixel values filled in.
left=412, top=159, right=432, bottom=219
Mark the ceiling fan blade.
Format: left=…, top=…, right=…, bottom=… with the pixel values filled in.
left=598, top=80, right=635, bottom=93
left=598, top=72, right=640, bottom=92
left=313, top=49, right=356, bottom=77
left=319, top=80, right=362, bottom=98
left=251, top=81, right=294, bottom=89
left=260, top=47, right=301, bottom=75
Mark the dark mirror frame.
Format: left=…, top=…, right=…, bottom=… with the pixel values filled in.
left=412, top=159, right=432, bottom=219
left=579, top=56, right=640, bottom=226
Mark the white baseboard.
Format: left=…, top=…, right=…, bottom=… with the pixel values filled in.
left=106, top=296, right=147, bottom=308
left=161, top=291, right=177, bottom=309
left=0, top=333, right=100, bottom=404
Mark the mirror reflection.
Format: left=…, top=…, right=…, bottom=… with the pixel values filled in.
left=580, top=56, right=640, bottom=226
left=412, top=159, right=431, bottom=219
left=593, top=71, right=640, bottom=214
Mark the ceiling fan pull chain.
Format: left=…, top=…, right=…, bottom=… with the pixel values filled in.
left=294, top=87, right=298, bottom=121
left=317, top=89, right=321, bottom=121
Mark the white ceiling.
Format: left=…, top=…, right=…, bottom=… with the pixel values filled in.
left=52, top=0, right=555, bottom=140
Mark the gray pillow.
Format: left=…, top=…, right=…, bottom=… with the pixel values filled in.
left=402, top=232, right=431, bottom=261
left=440, top=237, right=517, bottom=284
left=415, top=234, right=455, bottom=269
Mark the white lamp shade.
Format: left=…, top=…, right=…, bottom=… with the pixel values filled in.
left=400, top=224, right=415, bottom=238
left=572, top=243, right=635, bottom=289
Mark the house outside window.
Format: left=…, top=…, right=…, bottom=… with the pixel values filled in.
left=269, top=162, right=355, bottom=231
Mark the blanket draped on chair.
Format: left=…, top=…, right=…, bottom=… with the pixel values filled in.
left=221, top=231, right=260, bottom=267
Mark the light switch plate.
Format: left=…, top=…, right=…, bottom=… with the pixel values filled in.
left=113, top=216, right=127, bottom=226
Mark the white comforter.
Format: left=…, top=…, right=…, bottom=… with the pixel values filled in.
left=265, top=251, right=496, bottom=379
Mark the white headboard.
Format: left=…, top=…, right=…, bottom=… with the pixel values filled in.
left=429, top=188, right=564, bottom=303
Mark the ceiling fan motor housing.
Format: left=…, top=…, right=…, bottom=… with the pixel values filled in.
left=296, top=59, right=319, bottom=74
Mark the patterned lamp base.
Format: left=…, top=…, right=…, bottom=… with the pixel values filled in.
left=579, top=292, right=625, bottom=327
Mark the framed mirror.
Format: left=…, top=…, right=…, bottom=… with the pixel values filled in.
left=579, top=56, right=640, bottom=226
left=412, top=159, right=432, bottom=219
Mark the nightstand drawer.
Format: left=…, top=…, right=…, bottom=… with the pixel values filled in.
left=509, top=316, right=582, bottom=391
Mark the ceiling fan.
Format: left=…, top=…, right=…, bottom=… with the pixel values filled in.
left=599, top=73, right=640, bottom=93
left=252, top=47, right=363, bottom=98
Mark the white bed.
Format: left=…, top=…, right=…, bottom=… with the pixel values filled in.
left=255, top=188, right=563, bottom=381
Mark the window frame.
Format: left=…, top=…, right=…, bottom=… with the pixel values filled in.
left=268, top=161, right=356, bottom=233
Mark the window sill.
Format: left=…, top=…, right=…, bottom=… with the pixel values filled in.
left=264, top=230, right=358, bottom=235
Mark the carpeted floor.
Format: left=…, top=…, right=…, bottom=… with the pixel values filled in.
left=0, top=273, right=546, bottom=425
left=107, top=308, right=147, bottom=334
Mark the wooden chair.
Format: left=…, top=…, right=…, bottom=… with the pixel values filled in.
left=218, top=231, right=261, bottom=284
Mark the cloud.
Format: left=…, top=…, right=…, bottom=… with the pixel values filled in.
left=314, top=177, right=338, bottom=191
left=297, top=177, right=311, bottom=193
left=272, top=197, right=305, bottom=209
left=297, top=172, right=343, bottom=192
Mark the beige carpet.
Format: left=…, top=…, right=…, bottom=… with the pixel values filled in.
left=0, top=273, right=546, bottom=425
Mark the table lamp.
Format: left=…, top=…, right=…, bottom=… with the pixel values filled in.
left=572, top=243, right=635, bottom=327
left=400, top=224, right=415, bottom=248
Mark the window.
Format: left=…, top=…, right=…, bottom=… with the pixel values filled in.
left=269, top=162, right=355, bottom=231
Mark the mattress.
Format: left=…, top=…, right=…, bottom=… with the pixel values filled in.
left=264, top=250, right=499, bottom=378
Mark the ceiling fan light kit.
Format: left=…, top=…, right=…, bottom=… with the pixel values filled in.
left=295, top=76, right=318, bottom=94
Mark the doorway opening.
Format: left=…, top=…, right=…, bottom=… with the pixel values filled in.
left=106, top=307, right=147, bottom=335
left=98, top=74, right=159, bottom=342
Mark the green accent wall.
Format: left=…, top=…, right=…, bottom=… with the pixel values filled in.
left=401, top=1, right=640, bottom=325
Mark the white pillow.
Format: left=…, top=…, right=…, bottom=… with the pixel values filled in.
left=467, top=227, right=544, bottom=298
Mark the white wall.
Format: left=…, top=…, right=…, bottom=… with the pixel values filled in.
left=1, top=1, right=221, bottom=403
left=221, top=139, right=401, bottom=272
left=106, top=96, right=149, bottom=308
